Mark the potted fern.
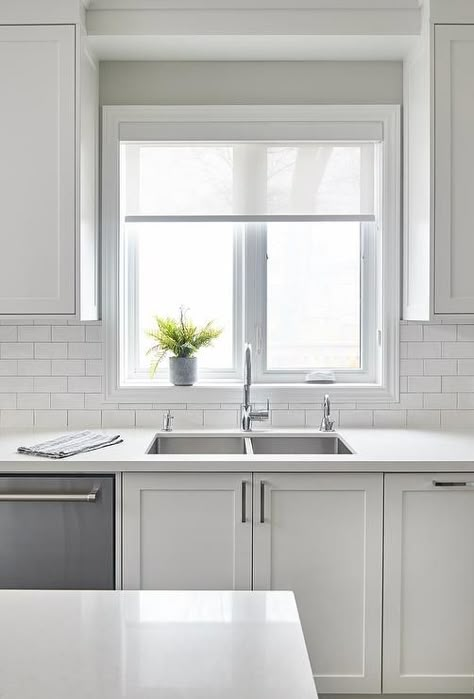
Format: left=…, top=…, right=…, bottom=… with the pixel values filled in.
left=146, top=307, right=222, bottom=385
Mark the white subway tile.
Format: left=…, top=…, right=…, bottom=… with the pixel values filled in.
left=0, top=327, right=17, bottom=341
left=400, top=376, right=408, bottom=392
left=457, top=393, right=474, bottom=409
left=51, top=393, right=85, bottom=409
left=339, top=410, right=373, bottom=427
left=442, top=342, right=474, bottom=358
left=0, top=377, right=33, bottom=393
left=85, top=325, right=102, bottom=342
left=441, top=410, right=474, bottom=428
left=1, top=343, right=33, bottom=359
left=0, top=410, right=34, bottom=427
left=68, top=376, right=101, bottom=393
left=406, top=342, right=441, bottom=359
left=52, top=325, right=85, bottom=342
left=17, top=360, right=51, bottom=376
left=373, top=411, right=406, bottom=428
left=457, top=325, right=474, bottom=341
left=407, top=376, right=441, bottom=393
left=271, top=410, right=305, bottom=428
left=457, top=359, right=474, bottom=375
left=34, top=410, right=68, bottom=428
left=0, top=360, right=17, bottom=376
left=173, top=410, right=204, bottom=429
left=52, top=360, right=85, bottom=376
left=102, top=410, right=135, bottom=428
left=67, top=410, right=102, bottom=428
left=400, top=324, right=423, bottom=341
left=397, top=393, right=424, bottom=410
left=400, top=343, right=408, bottom=359
left=33, top=377, right=67, bottom=393
left=423, top=393, right=457, bottom=409
left=423, top=325, right=456, bottom=342
left=17, top=393, right=50, bottom=410
left=204, top=410, right=239, bottom=428
left=85, top=394, right=113, bottom=410
left=0, top=394, right=16, bottom=409
left=424, top=359, right=457, bottom=376
left=400, top=359, right=423, bottom=376
left=68, top=342, right=101, bottom=359
left=18, top=326, right=50, bottom=342
left=442, top=376, right=474, bottom=392
left=407, top=410, right=441, bottom=428
left=35, top=343, right=67, bottom=359
left=85, top=360, right=103, bottom=376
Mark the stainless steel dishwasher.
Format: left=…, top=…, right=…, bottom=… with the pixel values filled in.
left=0, top=475, right=115, bottom=589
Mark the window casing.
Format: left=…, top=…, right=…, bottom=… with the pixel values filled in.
left=103, top=106, right=400, bottom=403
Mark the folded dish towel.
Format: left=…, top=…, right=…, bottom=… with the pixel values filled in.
left=17, top=431, right=123, bottom=459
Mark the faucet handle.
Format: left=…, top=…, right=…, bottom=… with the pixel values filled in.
left=162, top=409, right=174, bottom=432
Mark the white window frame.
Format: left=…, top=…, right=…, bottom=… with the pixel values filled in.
left=102, top=104, right=400, bottom=404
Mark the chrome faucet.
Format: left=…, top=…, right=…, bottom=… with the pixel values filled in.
left=161, top=409, right=174, bottom=432
left=320, top=394, right=335, bottom=432
left=241, top=344, right=270, bottom=431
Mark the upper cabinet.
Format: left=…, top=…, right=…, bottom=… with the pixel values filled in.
left=404, top=4, right=474, bottom=319
left=434, top=25, right=474, bottom=315
left=0, top=20, right=99, bottom=319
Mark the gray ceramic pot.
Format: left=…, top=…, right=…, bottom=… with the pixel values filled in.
left=169, top=357, right=198, bottom=386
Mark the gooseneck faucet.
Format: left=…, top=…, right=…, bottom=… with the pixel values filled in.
left=319, top=394, right=335, bottom=432
left=241, top=344, right=270, bottom=431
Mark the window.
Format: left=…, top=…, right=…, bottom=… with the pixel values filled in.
left=103, top=106, right=400, bottom=402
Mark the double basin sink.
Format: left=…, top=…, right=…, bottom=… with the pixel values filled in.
left=147, top=433, right=354, bottom=455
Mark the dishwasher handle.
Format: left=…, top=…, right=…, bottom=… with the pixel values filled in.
left=0, top=487, right=99, bottom=502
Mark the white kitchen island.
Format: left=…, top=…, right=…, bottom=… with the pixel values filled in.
left=0, top=589, right=317, bottom=699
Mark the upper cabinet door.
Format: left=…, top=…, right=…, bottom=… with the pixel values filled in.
left=0, top=25, right=75, bottom=315
left=253, top=473, right=383, bottom=694
left=435, top=25, right=474, bottom=315
left=384, top=473, right=474, bottom=693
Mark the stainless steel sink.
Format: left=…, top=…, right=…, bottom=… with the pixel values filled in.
left=147, top=433, right=354, bottom=455
left=249, top=435, right=353, bottom=455
left=147, top=435, right=248, bottom=455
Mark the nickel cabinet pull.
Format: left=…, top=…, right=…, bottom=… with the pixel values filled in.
left=260, top=481, right=266, bottom=523
left=241, top=481, right=247, bottom=523
left=432, top=481, right=474, bottom=488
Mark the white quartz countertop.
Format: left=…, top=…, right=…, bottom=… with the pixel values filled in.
left=0, top=589, right=316, bottom=699
left=1, top=427, right=474, bottom=471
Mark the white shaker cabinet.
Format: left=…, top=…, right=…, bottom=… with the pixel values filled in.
left=404, top=19, right=474, bottom=318
left=383, top=474, right=474, bottom=693
left=434, top=25, right=474, bottom=315
left=0, top=25, right=75, bottom=314
left=122, top=472, right=252, bottom=590
left=0, top=22, right=98, bottom=318
left=253, top=473, right=383, bottom=694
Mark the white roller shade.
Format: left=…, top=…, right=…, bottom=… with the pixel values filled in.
left=121, top=141, right=376, bottom=218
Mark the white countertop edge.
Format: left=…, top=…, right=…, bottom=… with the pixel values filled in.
left=0, top=426, right=474, bottom=471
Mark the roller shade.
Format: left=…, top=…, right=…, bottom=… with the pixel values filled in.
left=121, top=141, right=376, bottom=219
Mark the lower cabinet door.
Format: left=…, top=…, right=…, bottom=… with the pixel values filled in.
left=253, top=473, right=383, bottom=694
left=123, top=473, right=252, bottom=590
left=384, top=474, right=474, bottom=693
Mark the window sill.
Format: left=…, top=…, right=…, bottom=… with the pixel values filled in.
left=106, top=380, right=399, bottom=405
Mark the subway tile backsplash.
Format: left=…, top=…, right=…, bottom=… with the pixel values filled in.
left=1, top=320, right=474, bottom=429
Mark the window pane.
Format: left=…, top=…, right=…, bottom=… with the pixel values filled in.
left=266, top=221, right=361, bottom=370
left=127, top=222, right=235, bottom=371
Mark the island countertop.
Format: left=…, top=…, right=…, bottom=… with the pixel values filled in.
left=0, top=427, right=474, bottom=471
left=0, top=589, right=317, bottom=699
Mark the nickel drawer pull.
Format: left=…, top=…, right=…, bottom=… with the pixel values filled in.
left=0, top=487, right=99, bottom=502
left=432, top=481, right=474, bottom=488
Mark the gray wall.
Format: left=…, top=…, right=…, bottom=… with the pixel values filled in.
left=99, top=60, right=403, bottom=105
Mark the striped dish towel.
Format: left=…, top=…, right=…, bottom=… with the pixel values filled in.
left=17, top=431, right=123, bottom=459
